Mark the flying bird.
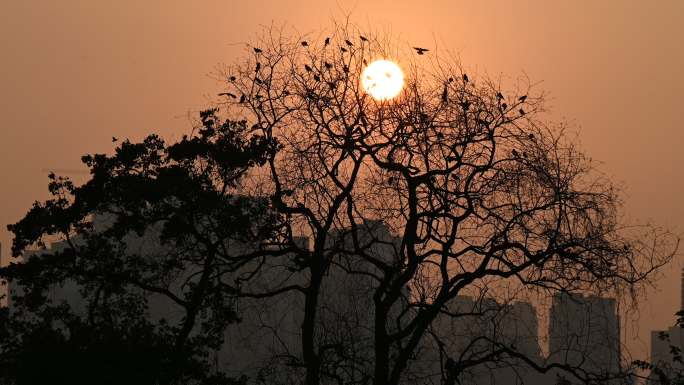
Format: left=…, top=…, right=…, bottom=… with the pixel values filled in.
left=324, top=37, right=330, bottom=46
left=253, top=47, right=262, bottom=53
left=218, top=92, right=237, bottom=98
left=301, top=41, right=308, bottom=47
left=413, top=47, right=429, bottom=55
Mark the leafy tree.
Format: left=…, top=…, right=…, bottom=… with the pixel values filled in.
left=2, top=109, right=286, bottom=385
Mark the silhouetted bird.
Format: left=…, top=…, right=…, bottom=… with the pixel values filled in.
left=239, top=94, right=246, bottom=103
left=462, top=73, right=469, bottom=82
left=345, top=39, right=353, bottom=46
left=218, top=92, right=236, bottom=98
left=324, top=62, right=332, bottom=69
left=255, top=62, right=261, bottom=72
left=519, top=108, right=525, bottom=116
left=441, top=85, right=448, bottom=103
left=343, top=65, right=349, bottom=73
left=253, top=47, right=262, bottom=53
left=363, top=59, right=367, bottom=66
left=528, top=133, right=535, bottom=140
left=459, top=101, right=471, bottom=110
left=112, top=136, right=118, bottom=142
left=313, top=74, right=320, bottom=82
left=512, top=149, right=519, bottom=157
left=413, top=47, right=429, bottom=55
left=229, top=75, right=236, bottom=81
left=360, top=35, right=368, bottom=42
left=496, top=92, right=504, bottom=100
left=340, top=46, right=348, bottom=53
left=324, top=37, right=330, bottom=46
left=301, top=41, right=308, bottom=47
left=448, top=77, right=454, bottom=83
left=518, top=95, right=527, bottom=102
left=304, top=64, right=313, bottom=72
left=501, top=103, right=508, bottom=110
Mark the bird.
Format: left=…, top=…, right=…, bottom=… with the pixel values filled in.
left=462, top=73, right=469, bottom=82
left=518, top=95, right=527, bottom=102
left=501, top=103, right=508, bottom=110
left=360, top=35, right=368, bottom=42
left=324, top=37, right=330, bottom=46
left=512, top=149, right=519, bottom=157
left=313, top=74, right=320, bottom=82
left=448, top=77, right=454, bottom=83
left=229, top=75, right=236, bottom=81
left=441, top=85, right=448, bottom=103
left=218, top=92, right=236, bottom=98
left=239, top=94, right=246, bottom=103
left=301, top=41, right=308, bottom=47
left=496, top=92, right=504, bottom=100
left=459, top=101, right=471, bottom=110
left=528, top=133, right=535, bottom=140
left=112, top=136, right=118, bottom=142
left=255, top=62, right=261, bottom=72
left=304, top=64, right=313, bottom=72
left=345, top=39, right=353, bottom=46
left=253, top=47, right=262, bottom=53
left=343, top=65, right=349, bottom=73
left=340, top=46, right=348, bottom=53
left=324, top=62, right=332, bottom=69
left=413, top=47, right=429, bottom=55
left=519, top=108, right=525, bottom=116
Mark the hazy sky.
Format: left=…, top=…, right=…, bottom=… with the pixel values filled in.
left=1, top=0, right=683, bottom=360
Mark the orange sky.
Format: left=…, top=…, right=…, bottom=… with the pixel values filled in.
left=1, top=0, right=683, bottom=361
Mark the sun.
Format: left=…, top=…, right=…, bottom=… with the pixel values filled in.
left=361, top=60, right=404, bottom=101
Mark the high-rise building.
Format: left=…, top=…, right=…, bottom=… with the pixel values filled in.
left=548, top=292, right=621, bottom=383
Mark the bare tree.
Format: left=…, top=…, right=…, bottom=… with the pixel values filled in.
left=211, top=23, right=678, bottom=385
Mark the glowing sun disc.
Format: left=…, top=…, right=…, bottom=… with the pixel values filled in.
left=361, top=60, right=404, bottom=100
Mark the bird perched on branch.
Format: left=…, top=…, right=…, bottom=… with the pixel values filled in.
left=345, top=39, right=353, bottom=46
left=462, top=73, right=469, bottom=82
left=218, top=92, right=236, bottom=98
left=413, top=47, right=429, bottom=55
left=324, top=37, right=330, bottom=46
left=301, top=41, right=308, bottom=47
left=253, top=47, right=262, bottom=53
left=360, top=35, right=368, bottom=42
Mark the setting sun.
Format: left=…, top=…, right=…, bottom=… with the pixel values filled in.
left=361, top=59, right=404, bottom=101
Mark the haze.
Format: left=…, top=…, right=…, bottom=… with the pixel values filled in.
left=1, top=0, right=682, bottom=361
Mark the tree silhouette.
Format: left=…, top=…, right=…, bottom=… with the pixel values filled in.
left=2, top=110, right=286, bottom=385
left=1, top=23, right=679, bottom=385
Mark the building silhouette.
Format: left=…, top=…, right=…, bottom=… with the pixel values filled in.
left=5, top=218, right=626, bottom=384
